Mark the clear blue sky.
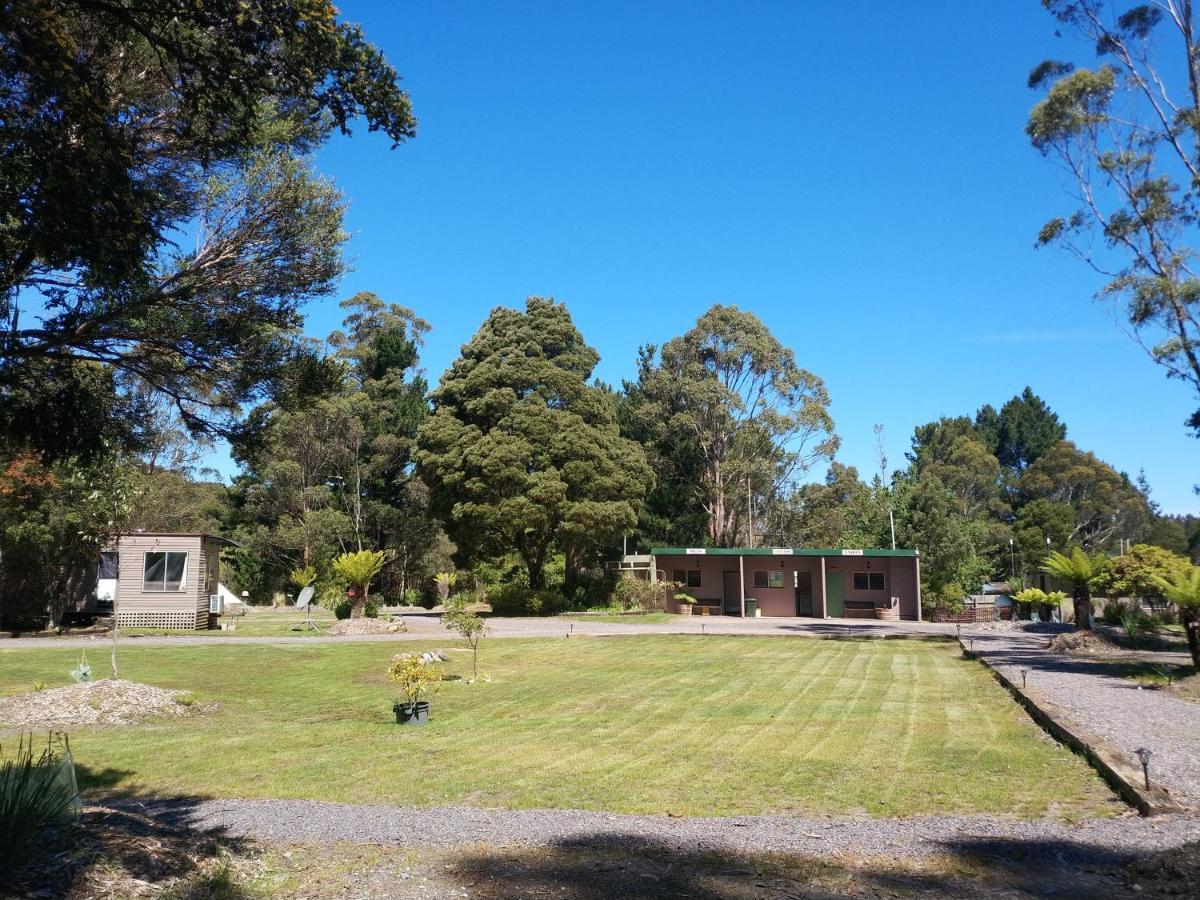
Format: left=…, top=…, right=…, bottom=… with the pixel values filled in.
left=270, top=0, right=1197, bottom=513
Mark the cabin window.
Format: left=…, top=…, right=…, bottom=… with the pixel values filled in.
left=853, top=572, right=885, bottom=591
left=753, top=571, right=784, bottom=589
left=672, top=569, right=702, bottom=588
left=143, top=551, right=188, bottom=592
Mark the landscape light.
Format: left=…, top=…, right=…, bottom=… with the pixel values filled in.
left=1135, top=747, right=1153, bottom=790
left=1021, top=669, right=1028, bottom=689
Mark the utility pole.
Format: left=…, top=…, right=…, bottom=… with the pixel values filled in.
left=746, top=477, right=754, bottom=547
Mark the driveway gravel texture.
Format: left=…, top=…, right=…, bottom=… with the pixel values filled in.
left=120, top=796, right=1200, bottom=870
left=967, top=629, right=1200, bottom=808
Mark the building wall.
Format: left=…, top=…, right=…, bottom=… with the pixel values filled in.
left=113, top=534, right=211, bottom=630
left=654, top=552, right=919, bottom=620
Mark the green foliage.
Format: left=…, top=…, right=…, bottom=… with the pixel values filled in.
left=611, top=576, right=665, bottom=612
left=1152, top=566, right=1200, bottom=667
left=442, top=600, right=487, bottom=678
left=923, top=583, right=965, bottom=619
left=625, top=304, right=837, bottom=546
left=1, top=0, right=415, bottom=452
left=674, top=592, right=697, bottom=605
left=332, top=597, right=380, bottom=620
left=434, top=572, right=458, bottom=603
left=1028, top=4, right=1200, bottom=430
left=331, top=550, right=388, bottom=590
left=387, top=654, right=443, bottom=708
left=487, top=584, right=566, bottom=617
left=1092, top=544, right=1191, bottom=604
left=1043, top=547, right=1110, bottom=630
left=416, top=298, right=652, bottom=588
left=289, top=566, right=318, bottom=590
left=0, top=734, right=79, bottom=872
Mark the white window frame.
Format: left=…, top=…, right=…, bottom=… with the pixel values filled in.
left=142, top=550, right=189, bottom=592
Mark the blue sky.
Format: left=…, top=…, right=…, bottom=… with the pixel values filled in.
left=268, top=0, right=1196, bottom=513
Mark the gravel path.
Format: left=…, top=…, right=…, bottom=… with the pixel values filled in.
left=115, top=796, right=1200, bottom=868
left=968, top=629, right=1200, bottom=807
left=0, top=613, right=958, bottom=649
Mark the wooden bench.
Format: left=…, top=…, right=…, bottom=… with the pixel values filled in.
left=843, top=600, right=877, bottom=619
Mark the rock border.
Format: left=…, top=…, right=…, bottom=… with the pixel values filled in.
left=961, top=639, right=1187, bottom=816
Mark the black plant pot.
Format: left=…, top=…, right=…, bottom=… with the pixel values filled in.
left=394, top=701, right=430, bottom=725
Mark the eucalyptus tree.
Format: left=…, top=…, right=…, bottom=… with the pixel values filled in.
left=1027, top=1, right=1200, bottom=431
left=1, top=0, right=416, bottom=455
left=629, top=305, right=837, bottom=546
left=415, top=298, right=652, bottom=589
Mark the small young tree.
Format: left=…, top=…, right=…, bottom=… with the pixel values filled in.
left=331, top=549, right=389, bottom=617
left=1154, top=567, right=1200, bottom=668
left=442, top=600, right=487, bottom=679
left=1042, top=548, right=1109, bottom=630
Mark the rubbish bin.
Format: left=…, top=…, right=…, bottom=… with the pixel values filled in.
left=744, top=598, right=758, bottom=617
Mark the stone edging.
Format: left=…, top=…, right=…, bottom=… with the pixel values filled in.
left=961, top=640, right=1187, bottom=817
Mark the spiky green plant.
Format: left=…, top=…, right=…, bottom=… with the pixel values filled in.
left=1153, top=566, right=1200, bottom=668
left=1041, top=549, right=1109, bottom=630
left=0, top=734, right=79, bottom=872
left=330, top=550, right=389, bottom=617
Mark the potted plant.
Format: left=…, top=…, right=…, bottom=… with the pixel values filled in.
left=388, top=653, right=443, bottom=725
left=675, top=592, right=697, bottom=615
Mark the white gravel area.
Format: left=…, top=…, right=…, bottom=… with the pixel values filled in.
left=119, top=797, right=1200, bottom=867
left=967, top=630, right=1200, bottom=808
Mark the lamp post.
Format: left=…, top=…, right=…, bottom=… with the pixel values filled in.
left=1135, top=747, right=1153, bottom=790
left=1009, top=538, right=1015, bottom=580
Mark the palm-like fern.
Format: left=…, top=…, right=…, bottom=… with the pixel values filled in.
left=331, top=550, right=390, bottom=617
left=1153, top=567, right=1200, bottom=667
left=1041, top=548, right=1108, bottom=630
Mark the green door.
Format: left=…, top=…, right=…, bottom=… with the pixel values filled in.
left=826, top=572, right=845, bottom=617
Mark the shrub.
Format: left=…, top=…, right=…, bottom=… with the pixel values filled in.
left=1100, top=599, right=1128, bottom=626
left=332, top=596, right=381, bottom=620
left=403, top=588, right=422, bottom=608
left=487, top=584, right=565, bottom=616
left=923, top=582, right=965, bottom=619
left=387, top=654, right=443, bottom=708
left=612, top=576, right=665, bottom=611
left=0, top=734, right=80, bottom=872
left=434, top=572, right=458, bottom=604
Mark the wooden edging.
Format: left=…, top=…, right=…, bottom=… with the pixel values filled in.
left=960, top=640, right=1186, bottom=817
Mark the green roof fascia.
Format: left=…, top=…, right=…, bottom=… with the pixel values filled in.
left=650, top=547, right=917, bottom=558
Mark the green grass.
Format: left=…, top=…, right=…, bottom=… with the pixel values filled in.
left=0, top=636, right=1117, bottom=818
left=559, top=611, right=679, bottom=624
left=123, top=606, right=339, bottom=638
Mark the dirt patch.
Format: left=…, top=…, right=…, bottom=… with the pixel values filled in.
left=325, top=617, right=407, bottom=636
left=1047, top=630, right=1122, bottom=655
left=0, top=679, right=205, bottom=728
left=1166, top=673, right=1200, bottom=703
left=1122, top=839, right=1200, bottom=896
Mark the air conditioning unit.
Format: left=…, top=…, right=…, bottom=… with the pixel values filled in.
left=209, top=594, right=223, bottom=615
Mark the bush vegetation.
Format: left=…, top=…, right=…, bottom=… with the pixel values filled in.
left=0, top=734, right=79, bottom=872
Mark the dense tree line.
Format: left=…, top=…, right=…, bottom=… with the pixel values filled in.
left=3, top=1, right=1198, bottom=629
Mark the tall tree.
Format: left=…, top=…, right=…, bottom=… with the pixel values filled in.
left=628, top=305, right=837, bottom=546
left=415, top=298, right=652, bottom=588
left=1018, top=440, right=1151, bottom=549
left=1027, top=1, right=1200, bottom=431
left=1, top=0, right=416, bottom=452
left=983, top=388, right=1066, bottom=472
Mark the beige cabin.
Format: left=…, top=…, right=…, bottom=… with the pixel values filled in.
left=105, top=533, right=230, bottom=630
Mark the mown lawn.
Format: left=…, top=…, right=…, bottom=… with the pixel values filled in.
left=0, top=636, right=1118, bottom=818
left=123, top=605, right=339, bottom=638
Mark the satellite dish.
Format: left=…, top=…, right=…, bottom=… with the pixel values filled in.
left=291, top=584, right=321, bottom=632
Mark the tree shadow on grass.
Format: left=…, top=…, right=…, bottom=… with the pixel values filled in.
left=2, top=767, right=254, bottom=899
left=442, top=832, right=1143, bottom=899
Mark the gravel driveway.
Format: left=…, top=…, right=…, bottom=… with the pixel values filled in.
left=968, top=629, right=1200, bottom=808
left=118, top=796, right=1200, bottom=868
